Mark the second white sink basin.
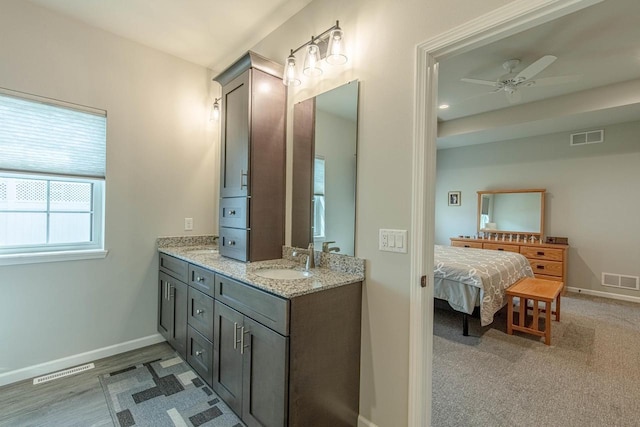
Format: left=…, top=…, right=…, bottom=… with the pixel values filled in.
left=253, top=268, right=313, bottom=280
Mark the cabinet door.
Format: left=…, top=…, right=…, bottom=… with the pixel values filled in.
left=242, top=316, right=288, bottom=427
left=171, top=280, right=188, bottom=360
left=213, top=301, right=244, bottom=416
left=158, top=272, right=173, bottom=342
left=220, top=70, right=250, bottom=198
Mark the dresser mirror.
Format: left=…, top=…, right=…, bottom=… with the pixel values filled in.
left=291, top=80, right=359, bottom=256
left=477, top=189, right=545, bottom=236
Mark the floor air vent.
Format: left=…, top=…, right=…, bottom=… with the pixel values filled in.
left=602, top=273, right=639, bottom=290
left=33, top=363, right=95, bottom=385
left=570, top=129, right=604, bottom=146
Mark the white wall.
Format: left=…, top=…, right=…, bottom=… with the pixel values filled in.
left=315, top=109, right=357, bottom=255
left=251, top=0, right=515, bottom=425
left=0, top=1, right=217, bottom=379
left=436, top=120, right=640, bottom=297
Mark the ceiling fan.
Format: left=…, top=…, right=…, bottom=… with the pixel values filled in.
left=461, top=55, right=580, bottom=103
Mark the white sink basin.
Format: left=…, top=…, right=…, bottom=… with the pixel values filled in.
left=253, top=268, right=313, bottom=280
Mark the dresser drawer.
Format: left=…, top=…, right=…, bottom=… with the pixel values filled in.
left=219, top=197, right=249, bottom=229
left=535, top=274, right=563, bottom=282
left=451, top=241, right=483, bottom=249
left=215, top=274, right=289, bottom=336
left=529, top=260, right=563, bottom=277
left=189, top=264, right=215, bottom=297
left=219, top=227, right=248, bottom=262
left=159, top=253, right=188, bottom=282
left=520, top=246, right=564, bottom=261
left=188, top=287, right=214, bottom=341
left=187, top=326, right=213, bottom=386
left=483, top=243, right=520, bottom=253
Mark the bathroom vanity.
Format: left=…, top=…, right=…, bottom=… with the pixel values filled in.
left=157, top=241, right=364, bottom=427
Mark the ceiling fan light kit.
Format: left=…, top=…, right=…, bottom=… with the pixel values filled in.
left=460, top=54, right=580, bottom=104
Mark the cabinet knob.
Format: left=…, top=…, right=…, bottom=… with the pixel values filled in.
left=195, top=350, right=204, bottom=357
left=228, top=240, right=236, bottom=246
left=228, top=210, right=236, bottom=216
left=196, top=276, right=205, bottom=282
left=196, top=309, right=204, bottom=315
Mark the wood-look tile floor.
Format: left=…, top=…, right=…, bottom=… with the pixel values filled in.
left=0, top=342, right=176, bottom=427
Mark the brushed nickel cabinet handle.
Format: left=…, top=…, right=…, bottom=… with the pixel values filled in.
left=233, top=322, right=239, bottom=350
left=196, top=276, right=205, bottom=282
left=228, top=209, right=236, bottom=216
left=241, top=327, right=250, bottom=355
left=196, top=309, right=204, bottom=315
left=195, top=350, right=204, bottom=357
left=240, top=170, right=248, bottom=189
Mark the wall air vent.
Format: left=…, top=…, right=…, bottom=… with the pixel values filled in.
left=570, top=129, right=604, bottom=146
left=602, top=272, right=639, bottom=290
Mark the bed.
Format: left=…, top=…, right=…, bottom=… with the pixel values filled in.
left=433, top=244, right=534, bottom=335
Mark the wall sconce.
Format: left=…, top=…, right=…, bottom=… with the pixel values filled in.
left=210, top=97, right=221, bottom=121
left=283, top=20, right=348, bottom=87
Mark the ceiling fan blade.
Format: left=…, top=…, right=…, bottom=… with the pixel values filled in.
left=527, top=75, right=581, bottom=87
left=461, top=78, right=498, bottom=87
left=506, top=90, right=522, bottom=104
left=515, top=55, right=557, bottom=81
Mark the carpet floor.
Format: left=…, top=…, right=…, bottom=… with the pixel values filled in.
left=432, top=292, right=640, bottom=427
left=100, top=355, right=243, bottom=427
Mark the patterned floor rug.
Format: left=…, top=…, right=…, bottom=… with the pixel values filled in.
left=99, top=355, right=244, bottom=427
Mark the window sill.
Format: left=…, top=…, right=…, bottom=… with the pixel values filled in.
left=0, top=249, right=109, bottom=266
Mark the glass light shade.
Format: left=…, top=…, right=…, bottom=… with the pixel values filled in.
left=303, top=42, right=323, bottom=77
left=283, top=53, right=301, bottom=86
left=210, top=100, right=220, bottom=121
left=326, top=27, right=347, bottom=65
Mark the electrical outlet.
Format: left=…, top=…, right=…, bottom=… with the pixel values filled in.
left=379, top=229, right=408, bottom=253
left=184, top=217, right=193, bottom=231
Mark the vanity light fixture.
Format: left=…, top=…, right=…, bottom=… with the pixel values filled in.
left=210, top=97, right=221, bottom=121
left=283, top=20, right=348, bottom=86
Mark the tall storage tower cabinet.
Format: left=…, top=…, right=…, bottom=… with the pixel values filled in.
left=214, top=52, right=286, bottom=262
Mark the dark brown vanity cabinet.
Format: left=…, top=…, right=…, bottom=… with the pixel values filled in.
left=158, top=255, right=188, bottom=360
left=215, top=52, right=286, bottom=262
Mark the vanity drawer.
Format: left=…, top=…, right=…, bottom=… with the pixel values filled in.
left=188, top=287, right=214, bottom=341
left=219, top=197, right=249, bottom=229
left=219, top=227, right=248, bottom=262
left=187, top=326, right=213, bottom=386
left=451, top=241, right=483, bottom=249
left=189, top=264, right=215, bottom=297
left=159, top=253, right=188, bottom=282
left=215, top=274, right=289, bottom=336
left=529, top=260, right=563, bottom=277
left=483, top=243, right=520, bottom=253
left=520, top=246, right=564, bottom=261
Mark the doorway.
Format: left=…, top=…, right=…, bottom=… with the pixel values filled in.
left=408, top=0, right=603, bottom=425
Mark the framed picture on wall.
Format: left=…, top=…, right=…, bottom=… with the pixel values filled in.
left=448, top=191, right=461, bottom=206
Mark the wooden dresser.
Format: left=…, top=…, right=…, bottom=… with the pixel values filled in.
left=450, top=238, right=569, bottom=286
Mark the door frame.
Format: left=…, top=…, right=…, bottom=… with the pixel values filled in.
left=407, top=0, right=603, bottom=425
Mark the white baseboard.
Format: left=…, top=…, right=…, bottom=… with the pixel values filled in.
left=0, top=334, right=165, bottom=387
left=358, top=415, right=379, bottom=427
left=567, top=287, right=640, bottom=304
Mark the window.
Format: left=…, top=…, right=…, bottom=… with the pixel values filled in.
left=0, top=88, right=106, bottom=261
left=313, top=156, right=325, bottom=239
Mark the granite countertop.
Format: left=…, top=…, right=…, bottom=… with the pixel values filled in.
left=158, top=244, right=365, bottom=299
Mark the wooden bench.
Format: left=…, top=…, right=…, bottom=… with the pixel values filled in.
left=506, top=277, right=563, bottom=345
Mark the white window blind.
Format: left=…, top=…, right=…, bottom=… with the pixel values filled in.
left=0, top=91, right=106, bottom=179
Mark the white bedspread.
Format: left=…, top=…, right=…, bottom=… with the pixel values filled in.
left=434, top=245, right=534, bottom=326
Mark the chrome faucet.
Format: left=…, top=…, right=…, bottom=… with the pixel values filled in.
left=306, top=243, right=315, bottom=270
left=322, top=241, right=340, bottom=253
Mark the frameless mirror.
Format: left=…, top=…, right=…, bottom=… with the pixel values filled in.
left=477, top=189, right=545, bottom=235
left=292, top=81, right=359, bottom=255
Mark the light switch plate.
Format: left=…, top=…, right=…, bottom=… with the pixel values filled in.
left=184, top=217, right=193, bottom=231
left=379, top=229, right=408, bottom=253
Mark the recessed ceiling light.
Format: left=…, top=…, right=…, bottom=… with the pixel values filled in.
left=439, top=104, right=450, bottom=109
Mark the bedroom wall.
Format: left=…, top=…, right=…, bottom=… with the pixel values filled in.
left=0, top=0, right=217, bottom=383
left=435, top=120, right=640, bottom=298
